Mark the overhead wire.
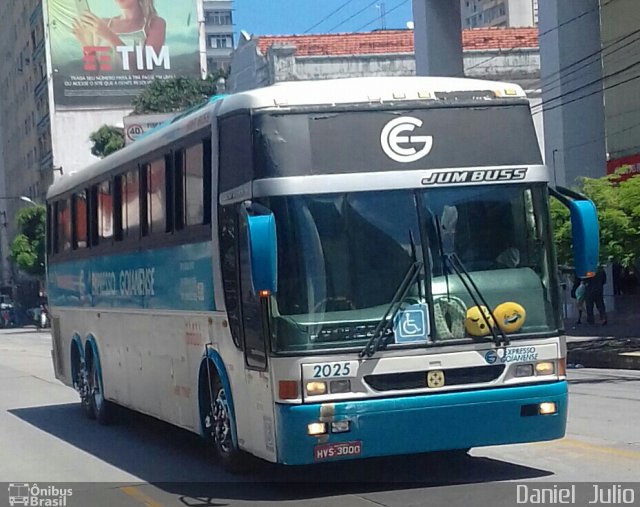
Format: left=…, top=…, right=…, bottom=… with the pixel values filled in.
left=303, top=0, right=355, bottom=34
left=353, top=0, right=411, bottom=32
left=327, top=0, right=380, bottom=33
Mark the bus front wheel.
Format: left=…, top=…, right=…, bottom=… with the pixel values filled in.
left=203, top=374, right=252, bottom=473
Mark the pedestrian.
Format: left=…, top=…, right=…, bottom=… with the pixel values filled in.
left=584, top=266, right=607, bottom=325
left=570, top=274, right=586, bottom=327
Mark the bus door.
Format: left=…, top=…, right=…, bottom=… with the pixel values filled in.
left=236, top=207, right=277, bottom=459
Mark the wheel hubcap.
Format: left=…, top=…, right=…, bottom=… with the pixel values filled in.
left=92, top=364, right=103, bottom=411
left=211, top=387, right=232, bottom=454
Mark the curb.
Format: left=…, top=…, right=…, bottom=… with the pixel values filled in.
left=566, top=349, right=640, bottom=370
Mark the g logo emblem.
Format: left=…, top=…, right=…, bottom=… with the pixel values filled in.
left=381, top=116, right=434, bottom=163
left=427, top=370, right=445, bottom=388
left=485, top=350, right=498, bottom=364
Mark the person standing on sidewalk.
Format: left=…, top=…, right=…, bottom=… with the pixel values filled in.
left=570, top=274, right=586, bottom=327
left=585, top=266, right=607, bottom=325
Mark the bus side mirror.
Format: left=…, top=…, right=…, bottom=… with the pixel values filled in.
left=550, top=186, right=600, bottom=278
left=243, top=202, right=278, bottom=295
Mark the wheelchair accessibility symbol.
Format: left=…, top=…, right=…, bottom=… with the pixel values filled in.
left=394, top=304, right=429, bottom=343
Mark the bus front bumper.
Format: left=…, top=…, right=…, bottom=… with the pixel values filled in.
left=274, top=381, right=567, bottom=465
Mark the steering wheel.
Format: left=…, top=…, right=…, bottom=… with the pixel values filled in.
left=312, top=297, right=356, bottom=313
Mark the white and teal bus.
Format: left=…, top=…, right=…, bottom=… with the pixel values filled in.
left=47, top=77, right=599, bottom=471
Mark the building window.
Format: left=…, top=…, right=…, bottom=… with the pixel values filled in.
left=205, top=10, right=232, bottom=25
left=209, top=35, right=233, bottom=49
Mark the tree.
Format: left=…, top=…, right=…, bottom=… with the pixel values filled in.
left=552, top=168, right=640, bottom=268
left=132, top=70, right=228, bottom=114
left=90, top=125, right=125, bottom=158
left=10, top=205, right=46, bottom=278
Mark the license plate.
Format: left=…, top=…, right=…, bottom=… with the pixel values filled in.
left=314, top=441, right=362, bottom=461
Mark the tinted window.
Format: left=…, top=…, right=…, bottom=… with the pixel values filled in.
left=147, top=158, right=166, bottom=234
left=121, top=169, right=140, bottom=239
left=74, top=191, right=88, bottom=249
left=56, top=199, right=71, bottom=252
left=219, top=113, right=253, bottom=192
left=98, top=181, right=113, bottom=242
left=253, top=104, right=542, bottom=178
left=185, top=142, right=204, bottom=225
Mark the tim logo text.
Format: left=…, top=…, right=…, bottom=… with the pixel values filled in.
left=83, top=45, right=171, bottom=72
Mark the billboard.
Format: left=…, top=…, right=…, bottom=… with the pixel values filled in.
left=123, top=112, right=174, bottom=144
left=47, top=0, right=200, bottom=108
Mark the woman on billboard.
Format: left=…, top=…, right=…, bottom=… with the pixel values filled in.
left=72, top=0, right=166, bottom=53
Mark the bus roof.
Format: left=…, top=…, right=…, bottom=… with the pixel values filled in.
left=48, top=76, right=527, bottom=200
left=217, top=76, right=526, bottom=114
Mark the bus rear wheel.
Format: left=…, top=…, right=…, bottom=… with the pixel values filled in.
left=88, top=355, right=112, bottom=425
left=78, top=362, right=95, bottom=420
left=203, top=374, right=252, bottom=474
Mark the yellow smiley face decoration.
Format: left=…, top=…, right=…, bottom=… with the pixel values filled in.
left=494, top=302, right=526, bottom=333
left=464, top=306, right=495, bottom=337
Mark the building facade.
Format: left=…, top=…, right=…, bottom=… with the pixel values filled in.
left=461, top=0, right=538, bottom=28
left=203, top=0, right=234, bottom=72
left=0, top=0, right=54, bottom=289
left=600, top=0, right=640, bottom=177
left=0, top=0, right=215, bottom=291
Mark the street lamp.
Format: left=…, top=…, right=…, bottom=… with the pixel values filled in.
left=19, top=196, right=38, bottom=206
left=0, top=196, right=39, bottom=206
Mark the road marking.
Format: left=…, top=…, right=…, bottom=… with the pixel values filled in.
left=538, top=437, right=640, bottom=460
left=119, top=486, right=164, bottom=507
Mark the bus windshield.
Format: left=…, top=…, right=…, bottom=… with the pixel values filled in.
left=264, top=184, right=560, bottom=353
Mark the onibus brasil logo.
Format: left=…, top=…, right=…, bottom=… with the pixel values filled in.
left=7, top=484, right=73, bottom=506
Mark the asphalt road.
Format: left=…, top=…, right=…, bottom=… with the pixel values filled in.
left=1, top=328, right=639, bottom=507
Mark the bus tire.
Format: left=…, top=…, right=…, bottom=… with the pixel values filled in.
left=72, top=344, right=95, bottom=420
left=88, top=350, right=113, bottom=425
left=203, top=373, right=252, bottom=474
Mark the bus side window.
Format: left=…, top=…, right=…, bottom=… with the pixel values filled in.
left=174, top=148, right=185, bottom=231
left=203, top=137, right=212, bottom=225
left=184, top=142, right=204, bottom=226
left=219, top=204, right=243, bottom=349
left=219, top=113, right=254, bottom=193
left=120, top=169, right=141, bottom=240
left=56, top=198, right=72, bottom=253
left=46, top=204, right=53, bottom=256
left=147, top=158, right=167, bottom=235
left=98, top=180, right=114, bottom=242
left=88, top=186, right=99, bottom=247
left=73, top=190, right=88, bottom=249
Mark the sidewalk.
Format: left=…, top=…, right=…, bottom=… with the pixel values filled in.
left=565, top=294, right=640, bottom=370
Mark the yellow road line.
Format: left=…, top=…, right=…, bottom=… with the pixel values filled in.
left=538, top=437, right=640, bottom=460
left=119, top=486, right=164, bottom=507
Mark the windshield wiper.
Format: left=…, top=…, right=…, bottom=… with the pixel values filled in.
left=445, top=253, right=510, bottom=347
left=359, top=259, right=424, bottom=358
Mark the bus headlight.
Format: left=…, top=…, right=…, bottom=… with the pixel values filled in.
left=535, top=361, right=555, bottom=375
left=307, top=422, right=328, bottom=435
left=539, top=402, right=557, bottom=415
left=306, top=381, right=327, bottom=396
left=514, top=364, right=534, bottom=377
